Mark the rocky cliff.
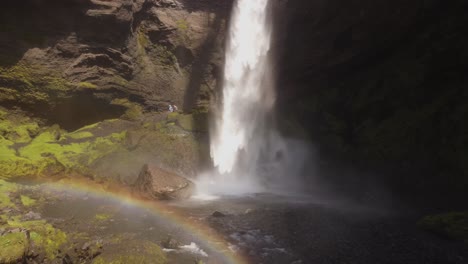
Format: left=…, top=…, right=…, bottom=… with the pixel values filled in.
left=274, top=0, right=468, bottom=204
left=0, top=0, right=232, bottom=183
left=0, top=0, right=232, bottom=130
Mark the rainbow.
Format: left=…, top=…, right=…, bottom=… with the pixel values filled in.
left=39, top=178, right=249, bottom=264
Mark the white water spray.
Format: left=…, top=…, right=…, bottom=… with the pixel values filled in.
left=196, top=0, right=308, bottom=196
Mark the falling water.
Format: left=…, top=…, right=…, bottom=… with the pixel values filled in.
left=211, top=0, right=273, bottom=173
left=196, top=0, right=308, bottom=197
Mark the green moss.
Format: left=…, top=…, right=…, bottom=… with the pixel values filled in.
left=0, top=63, right=71, bottom=107
left=95, top=213, right=112, bottom=221
left=418, top=212, right=468, bottom=240
left=0, top=179, right=18, bottom=208
left=92, top=240, right=166, bottom=264
left=0, top=156, right=39, bottom=180
left=1, top=126, right=126, bottom=179
left=20, top=195, right=36, bottom=207
left=0, top=115, right=40, bottom=143
left=151, top=44, right=176, bottom=66
left=7, top=219, right=67, bottom=260
left=78, top=82, right=98, bottom=89
left=167, top=112, right=179, bottom=122
left=138, top=29, right=149, bottom=50
left=0, top=232, right=27, bottom=263
left=176, top=19, right=189, bottom=32
left=0, top=87, right=20, bottom=101
left=66, top=131, right=94, bottom=140
left=0, top=137, right=17, bottom=161
left=175, top=113, right=208, bottom=132
left=74, top=122, right=100, bottom=132
left=111, top=99, right=143, bottom=121
left=0, top=64, right=70, bottom=92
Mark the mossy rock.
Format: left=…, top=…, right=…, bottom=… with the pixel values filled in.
left=78, top=82, right=98, bottom=89
left=0, top=232, right=28, bottom=263
left=0, top=179, right=18, bottom=208
left=5, top=219, right=68, bottom=260
left=0, top=122, right=126, bottom=179
left=0, top=110, right=41, bottom=143
left=111, top=98, right=143, bottom=121
left=92, top=239, right=166, bottom=264
left=20, top=195, right=36, bottom=207
left=0, top=63, right=71, bottom=107
left=418, top=212, right=468, bottom=240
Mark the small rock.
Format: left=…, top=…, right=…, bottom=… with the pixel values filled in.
left=82, top=242, right=91, bottom=250
left=162, top=237, right=180, bottom=249
left=23, top=211, right=42, bottom=221
left=244, top=208, right=254, bottom=214
left=62, top=254, right=73, bottom=264
left=212, top=211, right=226, bottom=218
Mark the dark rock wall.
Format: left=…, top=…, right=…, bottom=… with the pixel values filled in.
left=273, top=0, right=468, bottom=204
left=0, top=0, right=233, bottom=129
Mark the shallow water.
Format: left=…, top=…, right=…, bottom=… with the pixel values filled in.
left=17, top=183, right=468, bottom=264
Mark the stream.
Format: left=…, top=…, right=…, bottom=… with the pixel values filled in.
left=19, top=182, right=468, bottom=264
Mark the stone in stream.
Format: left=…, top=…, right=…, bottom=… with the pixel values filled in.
left=134, top=164, right=195, bottom=200
left=161, top=236, right=180, bottom=249
left=212, top=211, right=226, bottom=218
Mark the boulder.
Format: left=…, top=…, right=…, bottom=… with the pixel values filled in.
left=134, top=164, right=195, bottom=200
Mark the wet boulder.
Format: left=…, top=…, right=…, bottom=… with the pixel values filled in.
left=134, top=164, right=195, bottom=200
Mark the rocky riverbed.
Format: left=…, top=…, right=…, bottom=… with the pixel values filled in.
left=2, top=177, right=467, bottom=264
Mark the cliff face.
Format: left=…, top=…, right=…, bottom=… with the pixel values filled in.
left=0, top=0, right=232, bottom=182
left=274, top=0, right=468, bottom=202
left=1, top=0, right=466, bottom=202
left=0, top=0, right=232, bottom=130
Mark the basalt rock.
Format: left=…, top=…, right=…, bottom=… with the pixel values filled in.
left=134, top=164, right=195, bottom=200
left=0, top=0, right=232, bottom=128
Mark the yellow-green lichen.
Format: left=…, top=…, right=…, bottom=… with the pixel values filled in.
left=20, top=195, right=36, bottom=207
left=176, top=19, right=189, bottom=32
left=0, top=63, right=71, bottom=105
left=418, top=212, right=468, bottom=240
left=175, top=113, right=208, bottom=132
left=167, top=112, right=179, bottom=122
left=0, top=113, right=40, bottom=143
left=78, top=82, right=98, bottom=89
left=0, top=123, right=126, bottom=179
left=74, top=122, right=100, bottom=133
left=66, top=131, right=94, bottom=140
left=6, top=220, right=67, bottom=260
left=95, top=213, right=112, bottom=221
left=138, top=29, right=149, bottom=50
left=0, top=179, right=18, bottom=208
left=92, top=240, right=166, bottom=264
left=111, top=98, right=143, bottom=121
left=0, top=232, right=28, bottom=263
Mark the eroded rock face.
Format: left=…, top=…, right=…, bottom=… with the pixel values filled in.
left=0, top=0, right=232, bottom=128
left=134, top=164, right=195, bottom=200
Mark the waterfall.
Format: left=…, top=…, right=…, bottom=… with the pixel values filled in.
left=196, top=0, right=306, bottom=197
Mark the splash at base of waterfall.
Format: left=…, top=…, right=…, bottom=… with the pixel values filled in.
left=202, top=0, right=310, bottom=197
left=196, top=138, right=313, bottom=199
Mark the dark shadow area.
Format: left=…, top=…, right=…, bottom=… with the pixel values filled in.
left=273, top=0, right=468, bottom=208
left=0, top=0, right=90, bottom=67
left=178, top=0, right=234, bottom=13
left=45, top=91, right=127, bottom=131
left=182, top=14, right=225, bottom=112
left=0, top=0, right=131, bottom=68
